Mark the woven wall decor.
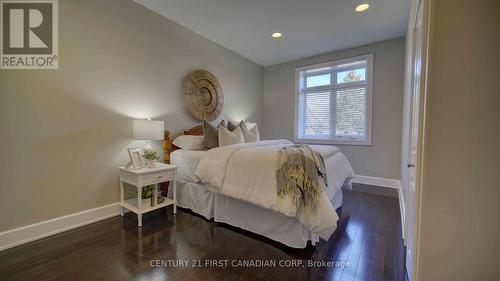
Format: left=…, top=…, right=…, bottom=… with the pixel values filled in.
left=184, top=70, right=224, bottom=121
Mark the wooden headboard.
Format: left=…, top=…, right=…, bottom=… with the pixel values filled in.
left=163, top=125, right=203, bottom=163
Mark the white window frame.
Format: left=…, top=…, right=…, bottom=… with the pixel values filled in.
left=294, top=54, right=373, bottom=146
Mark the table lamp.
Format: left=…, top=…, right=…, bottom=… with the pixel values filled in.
left=132, top=119, right=164, bottom=150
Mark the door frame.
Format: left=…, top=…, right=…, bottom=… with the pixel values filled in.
left=404, top=0, right=432, bottom=280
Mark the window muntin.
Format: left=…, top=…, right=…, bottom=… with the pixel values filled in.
left=295, top=54, right=373, bottom=145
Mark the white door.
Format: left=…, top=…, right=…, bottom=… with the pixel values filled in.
left=405, top=0, right=428, bottom=279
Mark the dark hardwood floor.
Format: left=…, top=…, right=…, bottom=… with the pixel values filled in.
left=0, top=189, right=404, bottom=281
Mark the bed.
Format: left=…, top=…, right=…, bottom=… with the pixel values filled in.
left=164, top=126, right=354, bottom=248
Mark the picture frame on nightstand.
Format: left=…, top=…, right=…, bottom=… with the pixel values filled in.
left=126, top=147, right=143, bottom=169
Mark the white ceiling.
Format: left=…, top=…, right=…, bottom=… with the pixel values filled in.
left=135, top=0, right=410, bottom=66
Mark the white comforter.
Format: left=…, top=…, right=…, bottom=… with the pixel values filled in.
left=194, top=140, right=349, bottom=240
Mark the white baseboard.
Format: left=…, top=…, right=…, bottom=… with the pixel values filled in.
left=398, top=182, right=406, bottom=241
left=0, top=176, right=408, bottom=252
left=352, top=175, right=405, bottom=239
left=0, top=203, right=121, bottom=251
left=351, top=175, right=400, bottom=189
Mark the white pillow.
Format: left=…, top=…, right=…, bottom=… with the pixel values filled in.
left=245, top=122, right=257, bottom=129
left=218, top=126, right=244, bottom=147
left=172, top=135, right=204, bottom=150
left=241, top=122, right=260, bottom=142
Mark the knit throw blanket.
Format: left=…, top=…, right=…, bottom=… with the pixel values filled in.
left=276, top=144, right=327, bottom=215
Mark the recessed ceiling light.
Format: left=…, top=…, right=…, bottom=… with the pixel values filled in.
left=355, top=3, right=370, bottom=12
left=271, top=32, right=282, bottom=39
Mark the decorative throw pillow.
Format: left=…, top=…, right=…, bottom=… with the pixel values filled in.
left=218, top=126, right=244, bottom=147
left=228, top=120, right=256, bottom=131
left=227, top=120, right=240, bottom=131
left=203, top=120, right=226, bottom=149
left=172, top=135, right=204, bottom=150
left=240, top=121, right=260, bottom=142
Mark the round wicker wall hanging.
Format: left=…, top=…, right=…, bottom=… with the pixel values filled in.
left=184, top=70, right=224, bottom=121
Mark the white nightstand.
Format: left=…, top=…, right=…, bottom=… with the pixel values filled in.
left=118, top=163, right=177, bottom=227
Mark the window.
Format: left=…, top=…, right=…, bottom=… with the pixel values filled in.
left=295, top=54, right=373, bottom=145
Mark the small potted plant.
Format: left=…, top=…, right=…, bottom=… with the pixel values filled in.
left=157, top=190, right=165, bottom=204
left=141, top=185, right=155, bottom=208
left=143, top=149, right=159, bottom=168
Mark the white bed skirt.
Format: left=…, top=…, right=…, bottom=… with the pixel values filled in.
left=172, top=181, right=215, bottom=219
left=169, top=179, right=346, bottom=248
left=213, top=192, right=320, bottom=248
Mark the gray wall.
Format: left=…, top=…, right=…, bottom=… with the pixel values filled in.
left=418, top=1, right=500, bottom=280
left=262, top=38, right=405, bottom=179
left=0, top=0, right=263, bottom=232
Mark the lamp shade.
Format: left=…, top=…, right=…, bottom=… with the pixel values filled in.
left=133, top=119, right=164, bottom=140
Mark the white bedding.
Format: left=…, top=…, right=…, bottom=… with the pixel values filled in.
left=321, top=149, right=354, bottom=207
left=170, top=149, right=206, bottom=182
left=194, top=140, right=352, bottom=240
left=171, top=146, right=353, bottom=211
